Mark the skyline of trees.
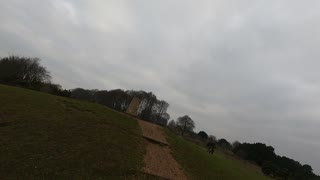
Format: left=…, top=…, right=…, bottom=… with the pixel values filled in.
left=233, top=142, right=318, bottom=179
left=1, top=55, right=318, bottom=179
left=68, top=88, right=171, bottom=126
left=0, top=56, right=51, bottom=89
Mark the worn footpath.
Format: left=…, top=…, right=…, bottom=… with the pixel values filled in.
left=137, top=120, right=187, bottom=180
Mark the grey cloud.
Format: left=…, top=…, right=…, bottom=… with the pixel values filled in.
left=1, top=0, right=320, bottom=174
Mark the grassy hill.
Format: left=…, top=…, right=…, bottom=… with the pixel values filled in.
left=166, top=130, right=271, bottom=180
left=0, top=84, right=270, bottom=179
left=0, top=84, right=144, bottom=179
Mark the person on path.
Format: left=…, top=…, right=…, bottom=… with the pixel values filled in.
left=206, top=142, right=216, bottom=154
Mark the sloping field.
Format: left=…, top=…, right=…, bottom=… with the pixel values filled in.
left=0, top=85, right=144, bottom=179
left=0, top=84, right=273, bottom=180
left=165, top=130, right=272, bottom=180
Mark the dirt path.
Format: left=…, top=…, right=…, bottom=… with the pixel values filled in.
left=138, top=120, right=187, bottom=180
left=138, top=120, right=168, bottom=145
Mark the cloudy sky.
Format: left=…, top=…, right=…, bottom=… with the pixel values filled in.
left=1, top=0, right=320, bottom=174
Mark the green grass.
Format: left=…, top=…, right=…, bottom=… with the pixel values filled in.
left=165, top=129, right=272, bottom=180
left=0, top=85, right=144, bottom=179
left=0, top=84, right=274, bottom=179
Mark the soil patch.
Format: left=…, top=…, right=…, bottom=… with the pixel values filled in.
left=137, top=120, right=187, bottom=180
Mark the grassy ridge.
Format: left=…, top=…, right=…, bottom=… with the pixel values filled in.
left=165, top=129, right=271, bottom=180
left=0, top=85, right=144, bottom=179
left=0, top=84, right=273, bottom=179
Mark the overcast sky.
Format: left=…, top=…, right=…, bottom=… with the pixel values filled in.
left=1, top=0, right=320, bottom=174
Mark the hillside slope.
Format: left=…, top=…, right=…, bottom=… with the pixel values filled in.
left=165, top=130, right=271, bottom=180
left=1, top=84, right=272, bottom=179
left=0, top=85, right=144, bottom=179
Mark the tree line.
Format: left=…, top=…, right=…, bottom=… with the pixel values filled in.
left=187, top=128, right=319, bottom=180
left=0, top=56, right=71, bottom=96
left=1, top=55, right=319, bottom=179
left=233, top=143, right=319, bottom=180
left=70, top=88, right=170, bottom=126
left=0, top=56, right=171, bottom=126
left=0, top=56, right=51, bottom=90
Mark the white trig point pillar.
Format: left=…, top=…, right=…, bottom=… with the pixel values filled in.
left=126, top=96, right=140, bottom=116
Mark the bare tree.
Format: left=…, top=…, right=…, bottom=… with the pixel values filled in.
left=0, top=56, right=51, bottom=88
left=198, top=131, right=209, bottom=140
left=176, top=115, right=195, bottom=136
left=208, top=135, right=217, bottom=143
left=217, top=139, right=232, bottom=150
left=168, top=120, right=176, bottom=129
left=232, top=141, right=241, bottom=150
left=139, top=92, right=157, bottom=120
left=155, top=100, right=169, bottom=120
